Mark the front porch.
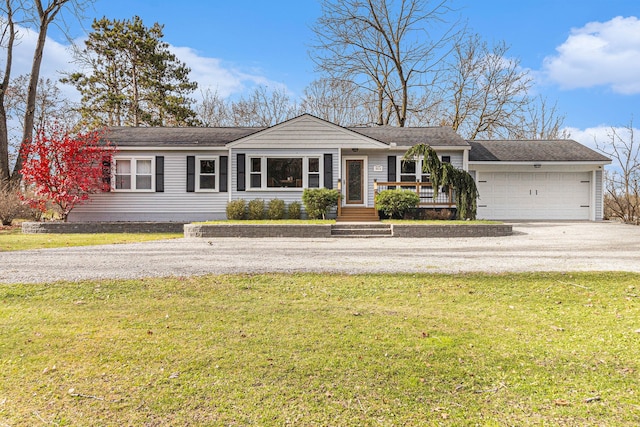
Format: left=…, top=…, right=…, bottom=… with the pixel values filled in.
left=336, top=181, right=455, bottom=222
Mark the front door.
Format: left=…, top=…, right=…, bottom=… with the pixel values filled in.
left=345, top=159, right=365, bottom=204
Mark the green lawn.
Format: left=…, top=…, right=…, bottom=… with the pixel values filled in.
left=1, top=273, right=638, bottom=425
left=0, top=227, right=182, bottom=251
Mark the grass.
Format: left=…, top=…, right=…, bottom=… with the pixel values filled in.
left=0, top=227, right=182, bottom=251
left=1, top=272, right=638, bottom=425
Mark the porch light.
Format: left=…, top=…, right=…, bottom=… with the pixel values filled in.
left=352, top=148, right=359, bottom=152
left=534, top=164, right=541, bottom=168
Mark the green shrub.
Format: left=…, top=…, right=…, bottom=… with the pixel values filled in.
left=375, top=189, right=420, bottom=219
left=301, top=188, right=340, bottom=219
left=287, top=201, right=302, bottom=219
left=267, top=199, right=286, bottom=220
left=247, top=199, right=265, bottom=220
left=226, top=199, right=246, bottom=220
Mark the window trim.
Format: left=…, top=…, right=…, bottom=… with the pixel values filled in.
left=113, top=156, right=155, bottom=192
left=396, top=155, right=453, bottom=182
left=247, top=155, right=323, bottom=191
left=195, top=156, right=219, bottom=192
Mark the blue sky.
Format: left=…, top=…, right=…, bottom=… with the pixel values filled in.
left=15, top=0, right=640, bottom=147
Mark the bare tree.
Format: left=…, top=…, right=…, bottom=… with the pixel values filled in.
left=311, top=0, right=461, bottom=127
left=300, top=78, right=373, bottom=126
left=0, top=0, right=94, bottom=187
left=508, top=95, right=568, bottom=140
left=597, top=120, right=640, bottom=224
left=441, top=34, right=532, bottom=139
left=196, top=88, right=233, bottom=127
left=230, top=86, right=298, bottom=127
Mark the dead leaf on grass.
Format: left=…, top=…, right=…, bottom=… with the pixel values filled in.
left=554, top=399, right=570, bottom=406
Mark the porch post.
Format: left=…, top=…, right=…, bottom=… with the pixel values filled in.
left=337, top=179, right=342, bottom=218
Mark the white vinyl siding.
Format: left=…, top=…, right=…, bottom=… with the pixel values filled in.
left=70, top=151, right=229, bottom=222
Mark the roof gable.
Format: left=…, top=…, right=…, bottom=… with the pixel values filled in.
left=469, top=140, right=611, bottom=163
left=227, top=114, right=389, bottom=149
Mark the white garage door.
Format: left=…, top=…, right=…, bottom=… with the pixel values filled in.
left=476, top=172, right=592, bottom=220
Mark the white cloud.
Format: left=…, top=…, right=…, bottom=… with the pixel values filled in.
left=543, top=16, right=640, bottom=94
left=563, top=124, right=638, bottom=152
left=2, top=23, right=284, bottom=103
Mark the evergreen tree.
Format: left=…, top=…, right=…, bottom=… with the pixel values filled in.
left=63, top=16, right=199, bottom=127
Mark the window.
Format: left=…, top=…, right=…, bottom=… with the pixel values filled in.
left=197, top=157, right=217, bottom=191
left=308, top=158, right=320, bottom=188
left=114, top=157, right=154, bottom=191
left=250, top=158, right=262, bottom=188
left=248, top=156, right=321, bottom=189
left=400, top=160, right=417, bottom=182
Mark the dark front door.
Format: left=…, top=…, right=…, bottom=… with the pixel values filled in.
left=345, top=159, right=364, bottom=204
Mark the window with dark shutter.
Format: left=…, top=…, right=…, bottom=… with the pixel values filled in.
left=101, top=155, right=111, bottom=192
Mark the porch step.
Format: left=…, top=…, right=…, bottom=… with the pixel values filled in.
left=331, top=223, right=392, bottom=238
left=336, top=207, right=380, bottom=222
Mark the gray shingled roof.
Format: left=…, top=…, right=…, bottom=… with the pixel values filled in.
left=349, top=125, right=468, bottom=147
left=469, top=140, right=610, bottom=162
left=106, top=127, right=264, bottom=147
left=105, top=121, right=469, bottom=148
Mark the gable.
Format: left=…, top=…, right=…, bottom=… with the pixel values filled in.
left=226, top=114, right=389, bottom=149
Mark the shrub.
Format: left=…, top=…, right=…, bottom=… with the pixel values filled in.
left=375, top=189, right=420, bottom=219
left=288, top=201, right=302, bottom=219
left=302, top=188, right=340, bottom=219
left=247, top=199, right=265, bottom=220
left=226, top=199, right=246, bottom=220
left=424, top=208, right=454, bottom=220
left=0, top=184, right=31, bottom=225
left=267, top=199, right=286, bottom=220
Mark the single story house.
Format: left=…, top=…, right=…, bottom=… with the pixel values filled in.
left=68, top=114, right=611, bottom=222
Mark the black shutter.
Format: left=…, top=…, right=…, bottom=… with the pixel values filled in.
left=101, top=155, right=111, bottom=192
left=219, top=156, right=228, bottom=192
left=155, top=156, right=164, bottom=192
left=387, top=156, right=397, bottom=181
left=187, top=156, right=195, bottom=192
left=323, top=153, right=333, bottom=189
left=237, top=153, right=246, bottom=191
left=388, top=156, right=397, bottom=190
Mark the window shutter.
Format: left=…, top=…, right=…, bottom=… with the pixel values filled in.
left=155, top=156, right=164, bottom=192
left=187, top=156, right=195, bottom=192
left=323, top=154, right=333, bottom=189
left=237, top=153, right=246, bottom=191
left=387, top=156, right=396, bottom=181
left=101, top=155, right=111, bottom=192
left=220, top=156, right=228, bottom=192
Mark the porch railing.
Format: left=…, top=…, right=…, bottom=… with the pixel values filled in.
left=374, top=181, right=455, bottom=209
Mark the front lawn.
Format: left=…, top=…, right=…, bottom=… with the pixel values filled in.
left=1, top=273, right=638, bottom=425
left=0, top=227, right=182, bottom=251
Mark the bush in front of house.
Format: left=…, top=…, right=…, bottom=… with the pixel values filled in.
left=226, top=199, right=246, bottom=220
left=375, top=189, right=420, bottom=219
left=302, top=188, right=340, bottom=219
left=267, top=199, right=286, bottom=220
left=247, top=199, right=266, bottom=220
left=288, top=201, right=302, bottom=219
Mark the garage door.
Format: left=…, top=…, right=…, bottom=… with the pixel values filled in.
left=476, top=172, right=591, bottom=220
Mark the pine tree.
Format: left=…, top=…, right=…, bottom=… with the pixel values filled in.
left=63, top=16, right=199, bottom=128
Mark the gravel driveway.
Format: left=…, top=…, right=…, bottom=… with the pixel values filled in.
left=1, top=222, right=639, bottom=284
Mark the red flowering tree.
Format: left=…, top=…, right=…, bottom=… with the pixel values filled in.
left=20, top=123, right=113, bottom=221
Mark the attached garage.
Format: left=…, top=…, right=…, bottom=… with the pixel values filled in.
left=468, top=140, right=610, bottom=221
